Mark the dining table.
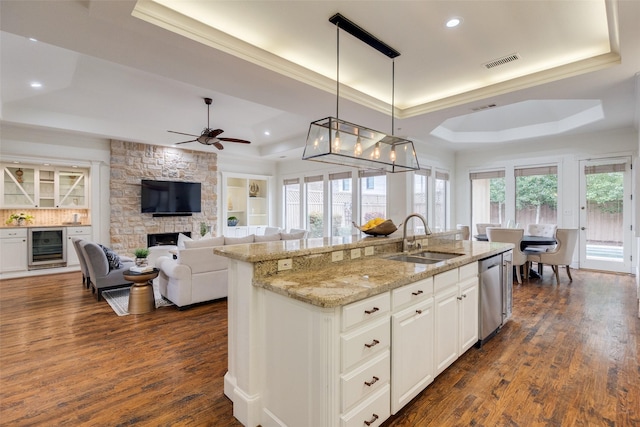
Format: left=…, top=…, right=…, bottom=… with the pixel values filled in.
left=474, top=234, right=557, bottom=250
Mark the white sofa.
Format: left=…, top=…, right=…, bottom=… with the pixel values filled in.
left=155, top=230, right=306, bottom=309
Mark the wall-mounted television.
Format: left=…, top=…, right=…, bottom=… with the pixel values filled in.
left=141, top=179, right=202, bottom=216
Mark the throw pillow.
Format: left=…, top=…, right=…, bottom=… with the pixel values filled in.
left=183, top=236, right=225, bottom=249
left=177, top=233, right=193, bottom=249
left=254, top=233, right=281, bottom=242
left=280, top=231, right=306, bottom=240
left=224, top=235, right=255, bottom=245
left=99, top=244, right=123, bottom=270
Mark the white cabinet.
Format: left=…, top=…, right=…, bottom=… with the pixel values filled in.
left=1, top=164, right=88, bottom=209
left=458, top=264, right=480, bottom=354
left=221, top=172, right=270, bottom=235
left=0, top=228, right=28, bottom=273
left=391, top=295, right=434, bottom=413
left=66, top=226, right=92, bottom=267
left=434, top=262, right=479, bottom=376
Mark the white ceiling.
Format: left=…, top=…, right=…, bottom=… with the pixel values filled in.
left=0, top=0, right=638, bottom=161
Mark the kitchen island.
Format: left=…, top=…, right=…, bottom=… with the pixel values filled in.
left=214, top=231, right=512, bottom=427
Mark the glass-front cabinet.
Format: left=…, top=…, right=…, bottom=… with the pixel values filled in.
left=222, top=172, right=271, bottom=236
left=1, top=164, right=88, bottom=209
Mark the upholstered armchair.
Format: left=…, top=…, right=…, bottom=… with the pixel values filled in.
left=526, top=229, right=578, bottom=284
left=476, top=223, right=501, bottom=236
left=486, top=227, right=527, bottom=284
left=79, top=241, right=135, bottom=301
left=71, top=237, right=91, bottom=288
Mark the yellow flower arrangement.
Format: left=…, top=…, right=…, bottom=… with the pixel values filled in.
left=6, top=212, right=34, bottom=225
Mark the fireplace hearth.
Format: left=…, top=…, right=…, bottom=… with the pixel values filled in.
left=147, top=232, right=190, bottom=247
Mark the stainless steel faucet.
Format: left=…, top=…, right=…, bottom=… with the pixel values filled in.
left=402, top=213, right=432, bottom=252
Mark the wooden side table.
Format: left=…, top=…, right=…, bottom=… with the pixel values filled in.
left=123, top=268, right=159, bottom=314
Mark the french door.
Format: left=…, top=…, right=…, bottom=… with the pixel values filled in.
left=578, top=158, right=632, bottom=273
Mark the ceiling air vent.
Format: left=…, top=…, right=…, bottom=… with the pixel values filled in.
left=483, top=53, right=520, bottom=69
left=471, top=103, right=497, bottom=112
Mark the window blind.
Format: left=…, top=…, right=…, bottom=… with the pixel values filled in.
left=584, top=163, right=625, bottom=174
left=469, top=170, right=505, bottom=180
left=435, top=171, right=449, bottom=181
left=329, top=171, right=352, bottom=180
left=514, top=166, right=557, bottom=177
left=304, top=175, right=324, bottom=183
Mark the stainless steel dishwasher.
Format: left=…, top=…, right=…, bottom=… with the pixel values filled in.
left=478, top=253, right=504, bottom=346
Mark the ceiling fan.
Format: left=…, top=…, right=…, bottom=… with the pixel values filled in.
left=168, top=97, right=251, bottom=150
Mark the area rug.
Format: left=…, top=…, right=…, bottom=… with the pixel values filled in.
left=102, top=281, right=173, bottom=316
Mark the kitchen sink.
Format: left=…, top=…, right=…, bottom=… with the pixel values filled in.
left=386, top=251, right=464, bottom=265
left=414, top=251, right=463, bottom=260
left=386, top=255, right=444, bottom=264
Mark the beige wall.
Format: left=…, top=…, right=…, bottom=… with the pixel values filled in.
left=109, top=141, right=218, bottom=255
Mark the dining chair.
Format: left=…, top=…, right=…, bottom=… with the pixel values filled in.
left=526, top=228, right=578, bottom=285
left=486, top=227, right=527, bottom=284
left=456, top=224, right=470, bottom=240
left=476, top=223, right=501, bottom=235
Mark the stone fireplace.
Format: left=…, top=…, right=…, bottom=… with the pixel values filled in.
left=109, top=141, right=218, bottom=256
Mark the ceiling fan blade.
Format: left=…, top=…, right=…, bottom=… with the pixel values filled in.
left=174, top=139, right=197, bottom=145
left=213, top=141, right=224, bottom=150
left=219, top=137, right=251, bottom=144
left=207, top=128, right=224, bottom=138
left=168, top=130, right=199, bottom=137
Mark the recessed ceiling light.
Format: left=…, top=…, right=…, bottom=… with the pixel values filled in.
left=30, top=82, right=43, bottom=88
left=446, top=18, right=462, bottom=28
left=28, top=37, right=38, bottom=42
left=264, top=131, right=271, bottom=136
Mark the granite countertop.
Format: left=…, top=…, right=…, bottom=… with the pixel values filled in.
left=216, top=236, right=513, bottom=308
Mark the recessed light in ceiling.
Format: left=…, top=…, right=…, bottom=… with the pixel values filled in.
left=446, top=18, right=462, bottom=28
left=28, top=37, right=38, bottom=42
left=30, top=82, right=42, bottom=88
left=264, top=130, right=270, bottom=136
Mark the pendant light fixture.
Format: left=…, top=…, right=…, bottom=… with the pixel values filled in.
left=303, top=13, right=419, bottom=173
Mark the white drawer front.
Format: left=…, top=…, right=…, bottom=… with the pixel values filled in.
left=459, top=261, right=478, bottom=281
left=0, top=228, right=27, bottom=238
left=343, top=292, right=390, bottom=331
left=434, top=268, right=458, bottom=293
left=341, top=384, right=390, bottom=427
left=341, top=351, right=390, bottom=412
left=66, top=226, right=91, bottom=235
left=342, top=317, right=390, bottom=372
left=392, top=277, right=433, bottom=310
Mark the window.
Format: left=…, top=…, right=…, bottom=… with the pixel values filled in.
left=305, top=175, right=324, bottom=238
left=413, top=169, right=430, bottom=233
left=283, top=178, right=300, bottom=231
left=470, top=170, right=505, bottom=234
left=330, top=172, right=353, bottom=237
left=434, top=170, right=449, bottom=231
left=515, top=165, right=557, bottom=226
left=359, top=170, right=387, bottom=224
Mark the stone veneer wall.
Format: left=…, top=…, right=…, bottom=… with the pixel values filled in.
left=109, top=141, right=218, bottom=255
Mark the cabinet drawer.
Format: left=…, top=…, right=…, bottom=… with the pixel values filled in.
left=459, top=261, right=478, bottom=281
left=341, top=351, right=389, bottom=412
left=392, top=277, right=433, bottom=310
left=341, top=384, right=390, bottom=427
left=66, top=226, right=91, bottom=235
left=434, top=268, right=458, bottom=293
left=0, top=228, right=27, bottom=238
left=342, top=316, right=390, bottom=372
left=343, top=292, right=390, bottom=331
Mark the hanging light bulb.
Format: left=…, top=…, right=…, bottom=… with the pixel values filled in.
left=373, top=142, right=381, bottom=159
left=390, top=146, right=396, bottom=162
left=354, top=135, right=362, bottom=156
left=333, top=130, right=341, bottom=152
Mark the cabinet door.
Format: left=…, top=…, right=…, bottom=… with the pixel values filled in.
left=57, top=170, right=87, bottom=207
left=2, top=166, right=36, bottom=207
left=459, top=278, right=479, bottom=353
left=0, top=237, right=28, bottom=272
left=391, top=297, right=434, bottom=414
left=434, top=285, right=459, bottom=376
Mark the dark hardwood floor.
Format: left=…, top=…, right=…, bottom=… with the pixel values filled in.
left=1, top=269, right=638, bottom=426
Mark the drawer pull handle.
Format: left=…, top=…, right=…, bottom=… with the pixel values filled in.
left=411, top=290, right=423, bottom=296
left=364, top=339, right=379, bottom=348
left=457, top=296, right=463, bottom=300
left=364, top=376, right=379, bottom=387
left=364, top=414, right=379, bottom=426
left=415, top=309, right=423, bottom=314
left=364, top=307, right=379, bottom=315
